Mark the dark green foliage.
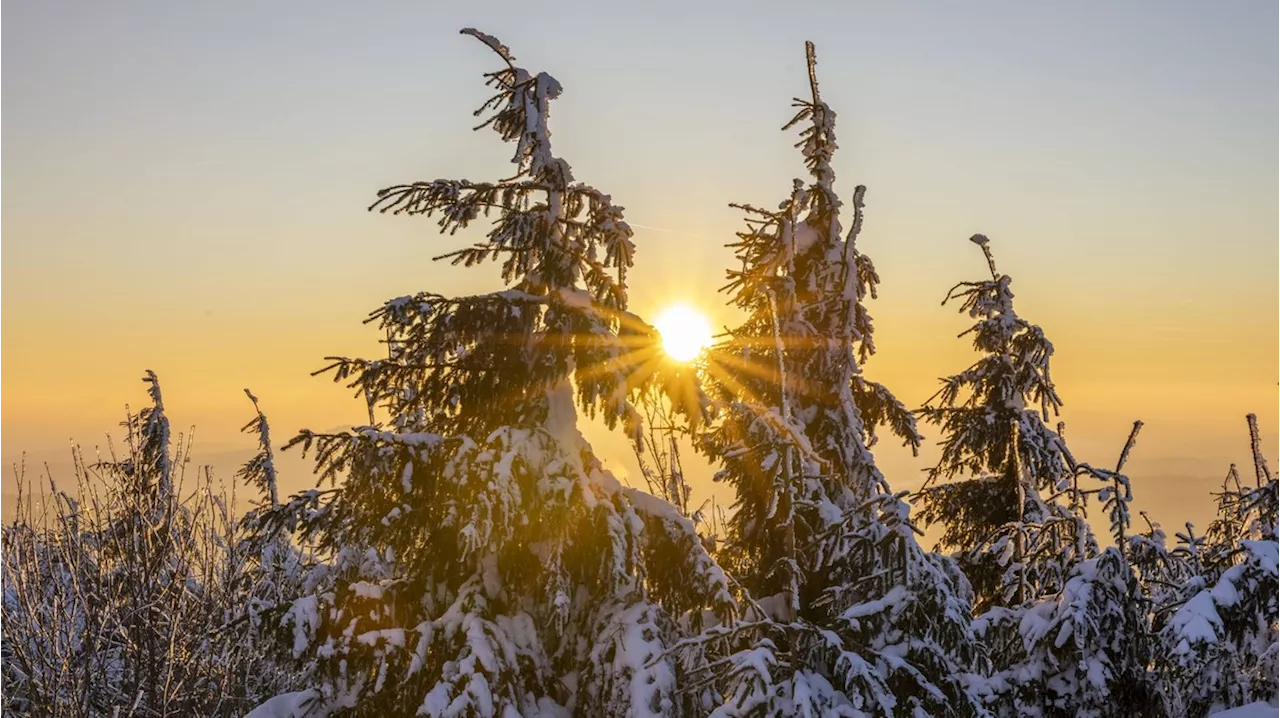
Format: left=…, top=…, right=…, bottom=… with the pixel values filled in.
left=915, top=239, right=1090, bottom=610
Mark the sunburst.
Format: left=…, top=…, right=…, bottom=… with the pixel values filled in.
left=653, top=305, right=714, bottom=362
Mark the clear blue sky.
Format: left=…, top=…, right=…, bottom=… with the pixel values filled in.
left=3, top=1, right=1276, bottom=532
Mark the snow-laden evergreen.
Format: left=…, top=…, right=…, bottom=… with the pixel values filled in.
left=1153, top=415, right=1278, bottom=716
left=251, top=30, right=733, bottom=717
left=973, top=547, right=1155, bottom=718
left=972, top=424, right=1160, bottom=717
left=0, top=29, right=1275, bottom=718
left=234, top=390, right=313, bottom=708
left=684, top=42, right=985, bottom=717
left=915, top=238, right=1095, bottom=610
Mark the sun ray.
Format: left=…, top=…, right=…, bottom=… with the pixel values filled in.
left=702, top=351, right=774, bottom=422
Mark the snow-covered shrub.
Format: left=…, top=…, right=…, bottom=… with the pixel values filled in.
left=2, top=374, right=300, bottom=717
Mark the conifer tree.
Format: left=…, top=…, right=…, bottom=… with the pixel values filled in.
left=1154, top=416, right=1278, bottom=715
left=232, top=390, right=310, bottom=709
left=1203, top=467, right=1250, bottom=575
left=915, top=238, right=1094, bottom=609
left=239, top=389, right=280, bottom=511
left=1126, top=512, right=1199, bottom=635
left=252, top=30, right=733, bottom=717
left=684, top=42, right=984, bottom=717
left=973, top=422, right=1160, bottom=717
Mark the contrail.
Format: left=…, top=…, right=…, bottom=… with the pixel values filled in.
left=628, top=222, right=680, bottom=234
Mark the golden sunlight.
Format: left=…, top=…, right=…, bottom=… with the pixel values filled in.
left=653, top=304, right=713, bottom=362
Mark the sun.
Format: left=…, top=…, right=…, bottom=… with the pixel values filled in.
left=653, top=304, right=713, bottom=362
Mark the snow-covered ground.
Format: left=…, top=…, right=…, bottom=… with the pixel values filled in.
left=1212, top=701, right=1278, bottom=717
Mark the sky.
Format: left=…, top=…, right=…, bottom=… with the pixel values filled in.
left=3, top=1, right=1277, bottom=535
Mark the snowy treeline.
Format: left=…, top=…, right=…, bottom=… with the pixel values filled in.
left=3, top=31, right=1275, bottom=718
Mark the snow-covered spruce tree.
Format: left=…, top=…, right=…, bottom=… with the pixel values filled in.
left=915, top=237, right=1095, bottom=610
left=250, top=30, right=733, bottom=717
left=1127, top=511, right=1204, bottom=623
left=1202, top=467, right=1252, bottom=578
left=684, top=42, right=985, bottom=716
left=228, top=390, right=312, bottom=709
left=239, top=389, right=281, bottom=511
left=238, top=387, right=312, bottom=607
left=1153, top=462, right=1256, bottom=616
left=972, top=421, right=1161, bottom=718
left=1155, top=415, right=1278, bottom=716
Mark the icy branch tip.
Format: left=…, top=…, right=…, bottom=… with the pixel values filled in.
left=460, top=28, right=514, bottom=63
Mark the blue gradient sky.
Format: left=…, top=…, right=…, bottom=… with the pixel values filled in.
left=3, top=1, right=1276, bottom=532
